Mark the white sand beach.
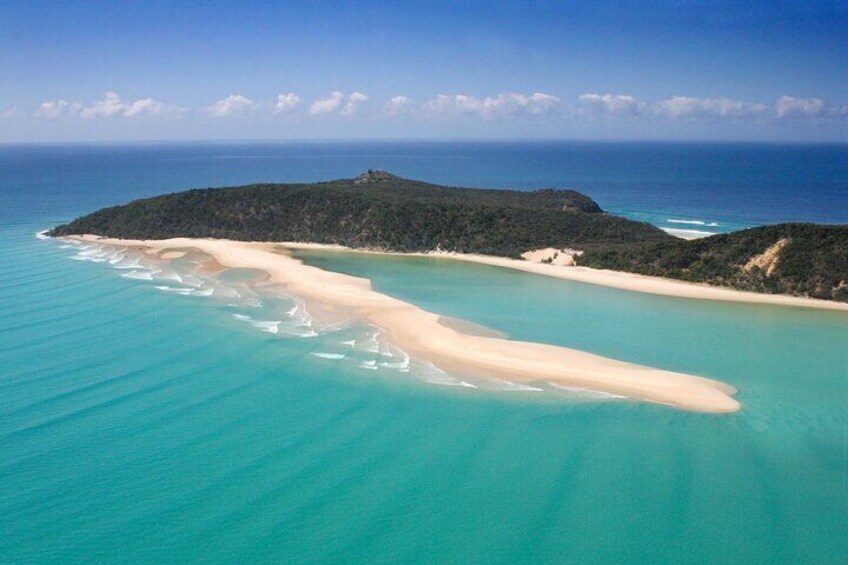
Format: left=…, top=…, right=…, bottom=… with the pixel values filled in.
left=71, top=235, right=744, bottom=413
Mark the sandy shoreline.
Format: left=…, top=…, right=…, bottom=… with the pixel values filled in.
left=283, top=242, right=848, bottom=313
left=68, top=235, right=742, bottom=413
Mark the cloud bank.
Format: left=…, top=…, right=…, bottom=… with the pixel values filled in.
left=308, top=92, right=369, bottom=116
left=15, top=90, right=847, bottom=134
left=578, top=94, right=642, bottom=117
left=34, top=92, right=184, bottom=120
left=423, top=92, right=560, bottom=118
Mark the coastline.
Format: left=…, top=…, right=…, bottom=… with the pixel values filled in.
left=282, top=242, right=848, bottom=313
left=67, top=235, right=741, bottom=413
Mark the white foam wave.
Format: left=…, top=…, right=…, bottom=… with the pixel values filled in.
left=417, top=362, right=476, bottom=388
left=361, top=328, right=382, bottom=353
left=310, top=352, right=346, bottom=360
left=341, top=339, right=356, bottom=348
left=268, top=299, right=318, bottom=337
left=358, top=360, right=379, bottom=370
left=212, top=285, right=240, bottom=299
left=180, top=275, right=204, bottom=288
left=379, top=345, right=411, bottom=371
left=70, top=246, right=109, bottom=262
left=667, top=218, right=705, bottom=225
left=157, top=272, right=183, bottom=283
left=666, top=219, right=719, bottom=227
left=381, top=360, right=410, bottom=372
left=253, top=320, right=282, bottom=333
left=493, top=379, right=543, bottom=392
left=155, top=285, right=195, bottom=295
left=101, top=248, right=124, bottom=262
left=296, top=329, right=319, bottom=338
left=548, top=382, right=626, bottom=399
left=231, top=313, right=282, bottom=333
left=35, top=230, right=50, bottom=240
left=318, top=322, right=348, bottom=333
left=661, top=227, right=715, bottom=240
left=153, top=285, right=214, bottom=297
left=122, top=270, right=154, bottom=280
left=111, top=256, right=142, bottom=269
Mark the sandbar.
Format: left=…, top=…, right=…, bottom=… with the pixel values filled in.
left=69, top=235, right=741, bottom=413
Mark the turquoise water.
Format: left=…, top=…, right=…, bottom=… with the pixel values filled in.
left=1, top=142, right=847, bottom=563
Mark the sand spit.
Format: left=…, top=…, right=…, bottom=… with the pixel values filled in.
left=69, top=235, right=742, bottom=413
left=283, top=242, right=848, bottom=313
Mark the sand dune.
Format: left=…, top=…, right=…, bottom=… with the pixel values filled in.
left=71, top=235, right=742, bottom=413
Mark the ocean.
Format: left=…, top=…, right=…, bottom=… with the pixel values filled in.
left=1, top=142, right=846, bottom=563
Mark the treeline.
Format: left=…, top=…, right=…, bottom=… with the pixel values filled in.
left=48, top=171, right=669, bottom=257
left=578, top=223, right=848, bottom=301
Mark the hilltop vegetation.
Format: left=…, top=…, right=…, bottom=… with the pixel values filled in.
left=49, top=171, right=847, bottom=302
left=48, top=171, right=669, bottom=256
left=578, top=223, right=848, bottom=301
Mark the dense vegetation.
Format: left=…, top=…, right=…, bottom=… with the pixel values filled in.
left=48, top=171, right=670, bottom=256
left=579, top=223, right=848, bottom=301
left=49, top=171, right=847, bottom=302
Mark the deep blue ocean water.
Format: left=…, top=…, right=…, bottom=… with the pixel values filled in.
left=1, top=142, right=846, bottom=563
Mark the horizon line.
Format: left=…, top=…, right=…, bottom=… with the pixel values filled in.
left=2, top=137, right=847, bottom=147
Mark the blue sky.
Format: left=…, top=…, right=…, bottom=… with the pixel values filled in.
left=1, top=1, right=846, bottom=142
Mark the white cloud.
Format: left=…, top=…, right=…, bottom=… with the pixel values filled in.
left=24, top=90, right=844, bottom=130
left=274, top=93, right=300, bottom=113
left=578, top=93, right=642, bottom=117
left=423, top=94, right=483, bottom=116
left=80, top=91, right=126, bottom=119
left=309, top=91, right=345, bottom=115
left=205, top=94, right=258, bottom=117
left=423, top=92, right=560, bottom=118
left=34, top=99, right=82, bottom=119
left=775, top=96, right=825, bottom=119
left=123, top=97, right=182, bottom=118
left=577, top=93, right=780, bottom=121
left=308, top=91, right=368, bottom=116
left=340, top=91, right=368, bottom=116
left=653, top=96, right=767, bottom=119
left=483, top=92, right=560, bottom=116
left=38, top=92, right=183, bottom=120
left=384, top=95, right=414, bottom=117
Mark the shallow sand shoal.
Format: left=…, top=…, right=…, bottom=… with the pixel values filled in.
left=282, top=242, right=848, bottom=313
left=70, top=235, right=741, bottom=413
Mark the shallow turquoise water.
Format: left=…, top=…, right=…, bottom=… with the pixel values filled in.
left=1, top=142, right=847, bottom=563
left=2, top=231, right=845, bottom=564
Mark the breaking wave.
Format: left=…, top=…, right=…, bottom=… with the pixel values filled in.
left=666, top=218, right=720, bottom=227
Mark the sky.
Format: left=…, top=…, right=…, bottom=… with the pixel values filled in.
left=1, top=0, right=847, bottom=142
